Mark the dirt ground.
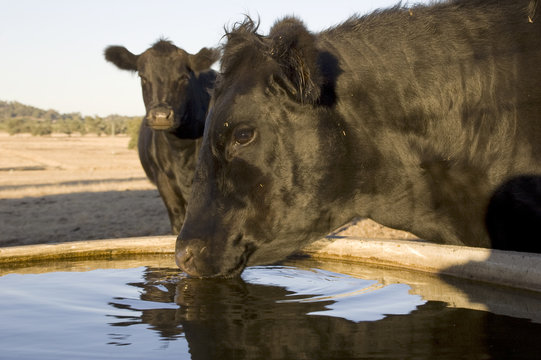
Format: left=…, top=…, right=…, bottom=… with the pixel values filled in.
left=0, top=133, right=416, bottom=247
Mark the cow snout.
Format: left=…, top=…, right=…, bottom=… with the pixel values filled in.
left=176, top=240, right=214, bottom=278
left=147, top=107, right=175, bottom=130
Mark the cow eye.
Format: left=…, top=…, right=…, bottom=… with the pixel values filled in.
left=233, top=127, right=256, bottom=145
left=139, top=75, right=148, bottom=84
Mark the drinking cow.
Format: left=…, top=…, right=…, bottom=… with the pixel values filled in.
left=176, top=0, right=541, bottom=277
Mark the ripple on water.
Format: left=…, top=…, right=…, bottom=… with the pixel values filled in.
left=241, top=266, right=426, bottom=322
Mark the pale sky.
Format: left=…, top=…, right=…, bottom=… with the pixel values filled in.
left=0, top=0, right=430, bottom=117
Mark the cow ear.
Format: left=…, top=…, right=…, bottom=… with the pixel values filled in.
left=268, top=17, right=322, bottom=104
left=104, top=46, right=138, bottom=71
left=188, top=47, right=220, bottom=72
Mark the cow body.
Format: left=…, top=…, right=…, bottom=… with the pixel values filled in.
left=177, top=0, right=541, bottom=277
left=105, top=40, right=219, bottom=233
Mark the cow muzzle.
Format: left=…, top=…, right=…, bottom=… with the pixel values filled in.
left=175, top=236, right=254, bottom=278
left=175, top=239, right=225, bottom=278
left=146, top=106, right=175, bottom=130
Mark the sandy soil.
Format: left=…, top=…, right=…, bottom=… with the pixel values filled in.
left=0, top=133, right=416, bottom=247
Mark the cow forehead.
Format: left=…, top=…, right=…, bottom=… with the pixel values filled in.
left=212, top=84, right=273, bottom=125
left=138, top=48, right=189, bottom=74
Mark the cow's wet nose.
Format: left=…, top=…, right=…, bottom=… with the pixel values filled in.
left=175, top=240, right=209, bottom=278
left=147, top=107, right=175, bottom=129
left=153, top=108, right=173, bottom=120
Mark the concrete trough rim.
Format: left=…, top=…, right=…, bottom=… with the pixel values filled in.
left=0, top=236, right=177, bottom=264
left=304, top=237, right=541, bottom=293
left=0, top=236, right=540, bottom=292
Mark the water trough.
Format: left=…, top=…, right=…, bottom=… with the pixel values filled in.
left=2, top=235, right=541, bottom=360
left=1, top=235, right=540, bottom=292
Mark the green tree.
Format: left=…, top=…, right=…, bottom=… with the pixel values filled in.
left=85, top=116, right=106, bottom=136
left=6, top=118, right=31, bottom=135
left=44, top=109, right=59, bottom=121
left=0, top=99, right=143, bottom=138
left=31, top=121, right=52, bottom=136
left=127, top=117, right=143, bottom=149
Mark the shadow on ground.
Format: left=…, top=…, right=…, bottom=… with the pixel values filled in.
left=0, top=177, right=149, bottom=191
left=0, top=189, right=171, bottom=246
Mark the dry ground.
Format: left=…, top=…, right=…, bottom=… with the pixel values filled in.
left=0, top=133, right=415, bottom=247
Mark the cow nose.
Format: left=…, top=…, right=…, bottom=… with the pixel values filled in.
left=175, top=241, right=208, bottom=278
left=153, top=108, right=173, bottom=120
left=147, top=107, right=175, bottom=129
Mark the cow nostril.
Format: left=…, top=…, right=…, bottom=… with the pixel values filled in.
left=175, top=238, right=221, bottom=278
left=160, top=108, right=173, bottom=120
left=154, top=110, right=172, bottom=119
left=175, top=246, right=193, bottom=268
left=149, top=107, right=174, bottom=120
left=147, top=107, right=175, bottom=129
left=175, top=242, right=209, bottom=277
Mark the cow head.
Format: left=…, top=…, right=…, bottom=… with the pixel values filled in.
left=176, top=18, right=355, bottom=278
left=105, top=40, right=219, bottom=133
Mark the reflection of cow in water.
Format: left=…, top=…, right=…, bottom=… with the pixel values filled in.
left=106, top=267, right=541, bottom=359
left=176, top=0, right=541, bottom=278
left=105, top=40, right=219, bottom=233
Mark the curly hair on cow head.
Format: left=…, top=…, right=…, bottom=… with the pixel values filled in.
left=216, top=16, right=323, bottom=105
left=219, top=17, right=267, bottom=77
left=150, top=38, right=178, bottom=55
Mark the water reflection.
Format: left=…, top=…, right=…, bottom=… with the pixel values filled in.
left=107, top=265, right=541, bottom=359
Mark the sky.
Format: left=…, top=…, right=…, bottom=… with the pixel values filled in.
left=0, top=0, right=430, bottom=117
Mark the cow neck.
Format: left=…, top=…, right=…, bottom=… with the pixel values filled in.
left=174, top=74, right=211, bottom=140
left=159, top=129, right=198, bottom=147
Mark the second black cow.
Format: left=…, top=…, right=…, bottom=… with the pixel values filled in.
left=105, top=40, right=219, bottom=233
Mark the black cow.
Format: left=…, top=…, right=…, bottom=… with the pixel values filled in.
left=104, top=40, right=219, bottom=233
left=176, top=0, right=541, bottom=277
